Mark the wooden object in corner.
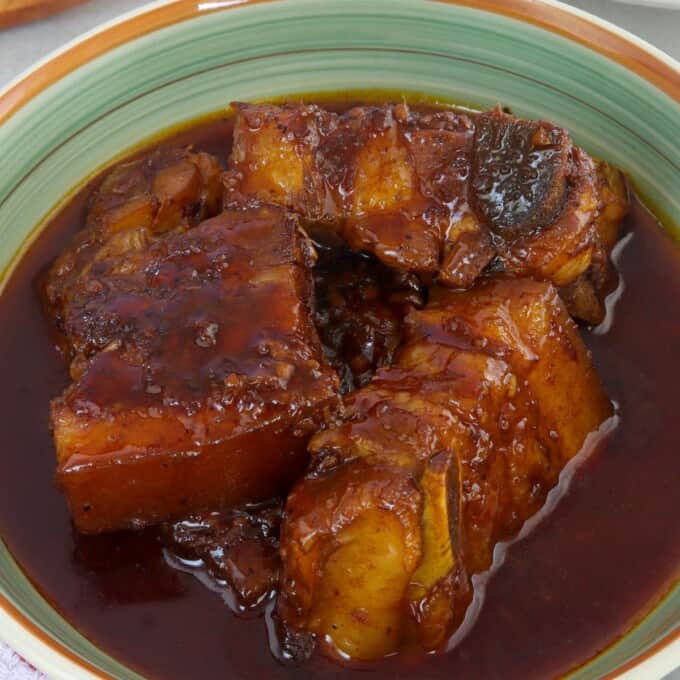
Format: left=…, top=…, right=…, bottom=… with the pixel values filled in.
left=0, top=0, right=88, bottom=29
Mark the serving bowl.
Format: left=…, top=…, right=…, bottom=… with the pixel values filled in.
left=0, top=0, right=678, bottom=678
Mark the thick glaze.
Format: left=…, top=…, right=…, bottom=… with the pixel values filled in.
left=49, top=203, right=338, bottom=533
left=0, top=110, right=678, bottom=679
left=277, top=276, right=612, bottom=662
left=224, top=102, right=614, bottom=311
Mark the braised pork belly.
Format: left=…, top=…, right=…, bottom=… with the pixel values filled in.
left=46, top=146, right=224, bottom=353
left=276, top=278, right=612, bottom=661
left=48, top=205, right=338, bottom=532
left=40, top=99, right=630, bottom=667
left=223, top=102, right=627, bottom=322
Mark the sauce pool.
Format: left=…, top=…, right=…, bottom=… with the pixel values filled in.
left=0, top=111, right=679, bottom=679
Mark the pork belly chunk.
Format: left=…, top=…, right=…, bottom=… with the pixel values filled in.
left=224, top=102, right=335, bottom=216
left=472, top=110, right=599, bottom=285
left=224, top=102, right=464, bottom=273
left=51, top=206, right=339, bottom=533
left=224, top=103, right=628, bottom=322
left=316, top=105, right=443, bottom=273
left=404, top=113, right=492, bottom=287
left=276, top=278, right=612, bottom=662
left=45, top=146, right=223, bottom=349
left=470, top=109, right=629, bottom=322
left=224, top=103, right=489, bottom=276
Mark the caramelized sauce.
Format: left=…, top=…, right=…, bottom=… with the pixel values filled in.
left=0, top=109, right=678, bottom=679
left=161, top=500, right=282, bottom=615
left=313, top=244, right=425, bottom=393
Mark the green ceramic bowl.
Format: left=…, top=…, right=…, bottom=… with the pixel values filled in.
left=0, top=1, right=678, bottom=678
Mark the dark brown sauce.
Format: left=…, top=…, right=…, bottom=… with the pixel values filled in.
left=313, top=245, right=426, bottom=393
left=161, top=499, right=283, bottom=616
left=0, top=109, right=679, bottom=680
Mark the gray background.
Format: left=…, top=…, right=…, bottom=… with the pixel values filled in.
left=0, top=1, right=678, bottom=678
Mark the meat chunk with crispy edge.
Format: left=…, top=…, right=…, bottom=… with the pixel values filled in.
left=276, top=277, right=612, bottom=662
left=469, top=108, right=619, bottom=321
left=51, top=206, right=339, bottom=533
left=45, top=146, right=223, bottom=352
left=470, top=110, right=571, bottom=237
left=468, top=110, right=629, bottom=323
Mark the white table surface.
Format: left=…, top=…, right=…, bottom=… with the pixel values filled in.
left=0, top=1, right=678, bottom=679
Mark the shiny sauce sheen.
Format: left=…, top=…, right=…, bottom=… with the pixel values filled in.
left=0, top=108, right=679, bottom=680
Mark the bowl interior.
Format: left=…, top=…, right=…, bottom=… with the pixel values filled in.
left=0, top=1, right=678, bottom=678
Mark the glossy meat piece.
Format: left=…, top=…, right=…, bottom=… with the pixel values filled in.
left=407, top=123, right=493, bottom=288
left=319, top=105, right=441, bottom=273
left=45, top=147, right=223, bottom=349
left=161, top=500, right=282, bottom=612
left=223, top=103, right=628, bottom=318
left=594, top=160, right=629, bottom=250
left=51, top=206, right=339, bottom=533
left=224, top=102, right=475, bottom=274
left=277, top=278, right=612, bottom=662
left=558, top=160, right=629, bottom=324
left=471, top=112, right=629, bottom=323
left=224, top=103, right=334, bottom=216
left=491, top=145, right=599, bottom=286
left=471, top=110, right=570, bottom=237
